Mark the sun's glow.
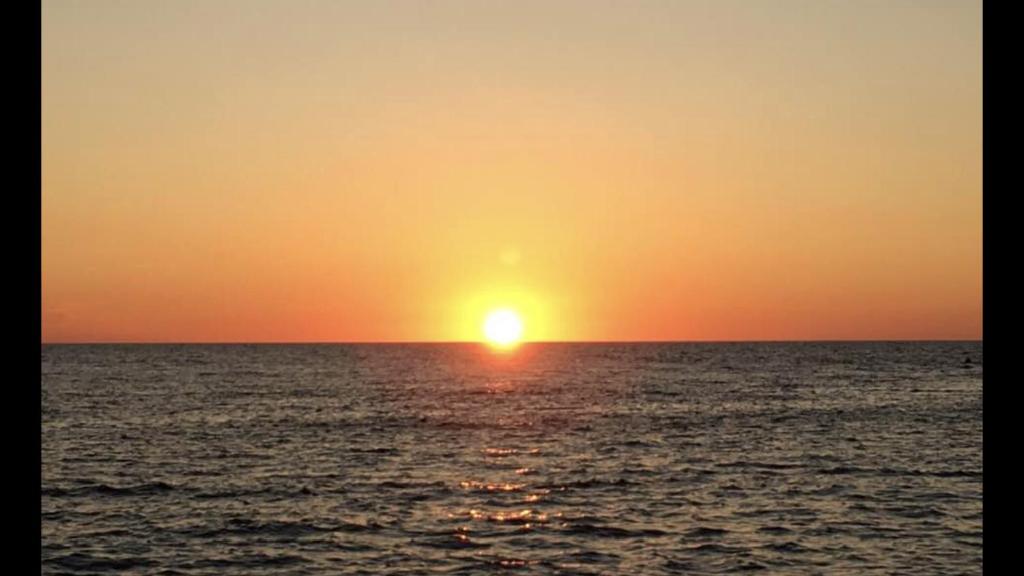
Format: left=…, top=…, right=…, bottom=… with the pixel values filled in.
left=483, top=309, right=524, bottom=348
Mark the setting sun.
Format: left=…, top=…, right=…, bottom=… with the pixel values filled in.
left=483, top=309, right=524, bottom=348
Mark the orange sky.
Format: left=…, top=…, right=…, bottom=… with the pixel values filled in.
left=42, top=0, right=981, bottom=343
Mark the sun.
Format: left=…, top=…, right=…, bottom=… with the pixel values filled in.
left=483, top=309, right=524, bottom=348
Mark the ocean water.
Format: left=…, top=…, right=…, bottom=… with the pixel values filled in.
left=41, top=342, right=982, bottom=575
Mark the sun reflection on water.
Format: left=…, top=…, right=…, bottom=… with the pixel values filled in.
left=459, top=480, right=525, bottom=492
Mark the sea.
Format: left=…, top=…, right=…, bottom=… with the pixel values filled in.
left=41, top=342, right=982, bottom=575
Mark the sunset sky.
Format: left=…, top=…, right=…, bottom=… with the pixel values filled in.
left=42, top=0, right=982, bottom=343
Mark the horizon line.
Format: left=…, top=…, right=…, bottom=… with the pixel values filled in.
left=41, top=338, right=983, bottom=345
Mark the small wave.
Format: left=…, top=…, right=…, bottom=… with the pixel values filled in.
left=459, top=480, right=526, bottom=493
left=188, top=518, right=374, bottom=538
left=763, top=541, right=812, bottom=554
left=44, top=481, right=177, bottom=498
left=478, top=557, right=537, bottom=569
left=377, top=480, right=449, bottom=490
left=757, top=525, right=794, bottom=534
left=718, top=461, right=803, bottom=471
left=913, top=491, right=962, bottom=501
left=810, top=483, right=845, bottom=496
left=462, top=508, right=552, bottom=525
left=348, top=447, right=398, bottom=454
left=414, top=533, right=491, bottom=549
left=561, top=523, right=668, bottom=538
left=536, top=478, right=635, bottom=490
left=180, top=552, right=307, bottom=569
left=817, top=466, right=982, bottom=478
left=48, top=552, right=156, bottom=571
left=662, top=558, right=697, bottom=571
left=192, top=485, right=321, bottom=499
left=882, top=505, right=948, bottom=519
left=684, top=526, right=729, bottom=537
left=482, top=448, right=541, bottom=458
left=684, top=543, right=750, bottom=555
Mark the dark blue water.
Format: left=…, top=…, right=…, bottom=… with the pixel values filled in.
left=41, top=342, right=982, bottom=574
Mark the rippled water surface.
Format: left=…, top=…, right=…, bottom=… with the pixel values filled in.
left=42, top=342, right=982, bottom=574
